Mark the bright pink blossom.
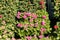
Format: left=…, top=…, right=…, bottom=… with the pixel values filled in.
left=41, top=20, right=45, bottom=26
left=31, top=14, right=37, bottom=19
left=26, top=12, right=31, bottom=16
left=39, top=35, right=43, bottom=39
left=16, top=15, right=20, bottom=19
left=42, top=15, right=46, bottom=19
left=17, top=23, right=23, bottom=28
left=41, top=28, right=46, bottom=32
left=40, top=28, right=46, bottom=34
left=24, top=12, right=31, bottom=16
left=17, top=11, right=21, bottom=16
left=26, top=36, right=32, bottom=40
left=23, top=15, right=27, bottom=19
left=16, top=12, right=21, bottom=19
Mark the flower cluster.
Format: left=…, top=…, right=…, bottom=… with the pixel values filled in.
left=15, top=9, right=50, bottom=40
left=0, top=0, right=60, bottom=40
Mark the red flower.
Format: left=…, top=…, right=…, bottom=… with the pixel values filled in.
left=0, top=15, right=2, bottom=18
left=39, top=1, right=44, bottom=5
left=54, top=25, right=58, bottom=29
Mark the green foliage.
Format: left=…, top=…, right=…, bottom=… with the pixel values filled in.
left=0, top=0, right=59, bottom=40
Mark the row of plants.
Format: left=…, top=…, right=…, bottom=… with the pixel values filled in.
left=54, top=0, right=60, bottom=20
left=0, top=0, right=60, bottom=40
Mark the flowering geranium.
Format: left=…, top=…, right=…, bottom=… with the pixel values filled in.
left=41, top=20, right=46, bottom=26
left=16, top=15, right=20, bottom=19
left=24, top=12, right=31, bottom=17
left=42, top=15, right=46, bottom=19
left=31, top=13, right=38, bottom=19
left=17, top=23, right=23, bottom=28
left=0, top=0, right=52, bottom=40
left=39, top=35, right=43, bottom=39
left=22, top=15, right=27, bottom=19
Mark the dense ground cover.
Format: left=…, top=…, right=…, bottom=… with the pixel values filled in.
left=0, top=0, right=60, bottom=40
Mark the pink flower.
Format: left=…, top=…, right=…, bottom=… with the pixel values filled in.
left=39, top=35, right=43, bottom=39
left=16, top=15, right=20, bottom=19
left=26, top=12, right=31, bottom=16
left=24, top=12, right=31, bottom=16
left=40, top=28, right=46, bottom=34
left=29, top=18, right=34, bottom=22
left=12, top=37, right=16, bottom=40
left=17, top=11, right=21, bottom=16
left=41, top=20, right=45, bottom=26
left=17, top=23, right=23, bottom=28
left=26, top=36, right=32, bottom=40
left=34, top=22, right=38, bottom=27
left=31, top=14, right=37, bottom=19
left=16, top=12, right=21, bottom=19
left=41, top=28, right=46, bottom=32
left=42, top=15, right=46, bottom=19
left=23, top=15, right=27, bottom=19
